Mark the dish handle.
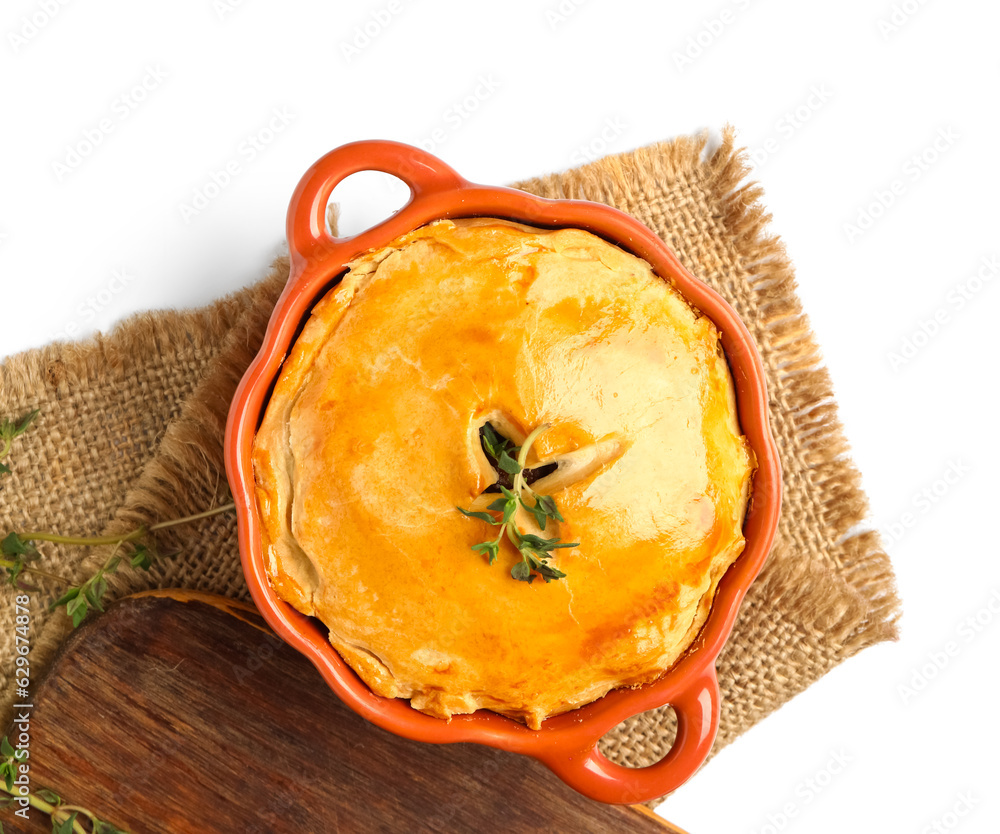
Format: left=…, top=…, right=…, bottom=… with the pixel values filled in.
left=536, top=667, right=720, bottom=805
left=285, top=139, right=467, bottom=270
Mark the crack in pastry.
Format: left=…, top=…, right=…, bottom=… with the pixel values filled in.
left=252, top=217, right=755, bottom=730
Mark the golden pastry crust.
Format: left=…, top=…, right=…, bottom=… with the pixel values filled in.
left=252, top=218, right=754, bottom=729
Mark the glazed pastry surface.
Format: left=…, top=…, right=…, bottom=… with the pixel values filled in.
left=253, top=217, right=754, bottom=729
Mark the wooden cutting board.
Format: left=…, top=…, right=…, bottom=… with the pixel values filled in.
left=2, top=591, right=686, bottom=833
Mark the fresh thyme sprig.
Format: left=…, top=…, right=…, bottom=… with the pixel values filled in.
left=0, top=408, right=38, bottom=477
left=1, top=504, right=236, bottom=627
left=0, top=408, right=236, bottom=626
left=47, top=541, right=151, bottom=629
left=458, top=423, right=577, bottom=584
left=2, top=736, right=129, bottom=833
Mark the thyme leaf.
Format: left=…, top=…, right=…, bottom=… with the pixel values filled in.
left=0, top=408, right=38, bottom=479
left=1, top=404, right=235, bottom=626
left=1, top=739, right=131, bottom=832
left=458, top=422, right=577, bottom=583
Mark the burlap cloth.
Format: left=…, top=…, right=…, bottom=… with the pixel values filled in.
left=0, top=129, right=900, bottom=802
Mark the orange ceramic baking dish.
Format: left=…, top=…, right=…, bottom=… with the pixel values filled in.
left=224, top=140, right=782, bottom=805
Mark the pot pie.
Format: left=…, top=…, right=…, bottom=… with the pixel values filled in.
left=252, top=217, right=755, bottom=730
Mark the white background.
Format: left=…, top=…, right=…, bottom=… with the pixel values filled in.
left=2, top=1, right=999, bottom=832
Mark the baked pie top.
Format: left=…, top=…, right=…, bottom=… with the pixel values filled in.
left=252, top=217, right=754, bottom=729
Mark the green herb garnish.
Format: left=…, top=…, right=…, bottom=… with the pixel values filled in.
left=458, top=422, right=577, bottom=584
left=0, top=408, right=38, bottom=477
left=2, top=736, right=130, bottom=832
left=0, top=408, right=235, bottom=627
left=1, top=507, right=232, bottom=628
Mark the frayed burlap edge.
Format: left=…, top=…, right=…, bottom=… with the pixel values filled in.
left=0, top=301, right=246, bottom=403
